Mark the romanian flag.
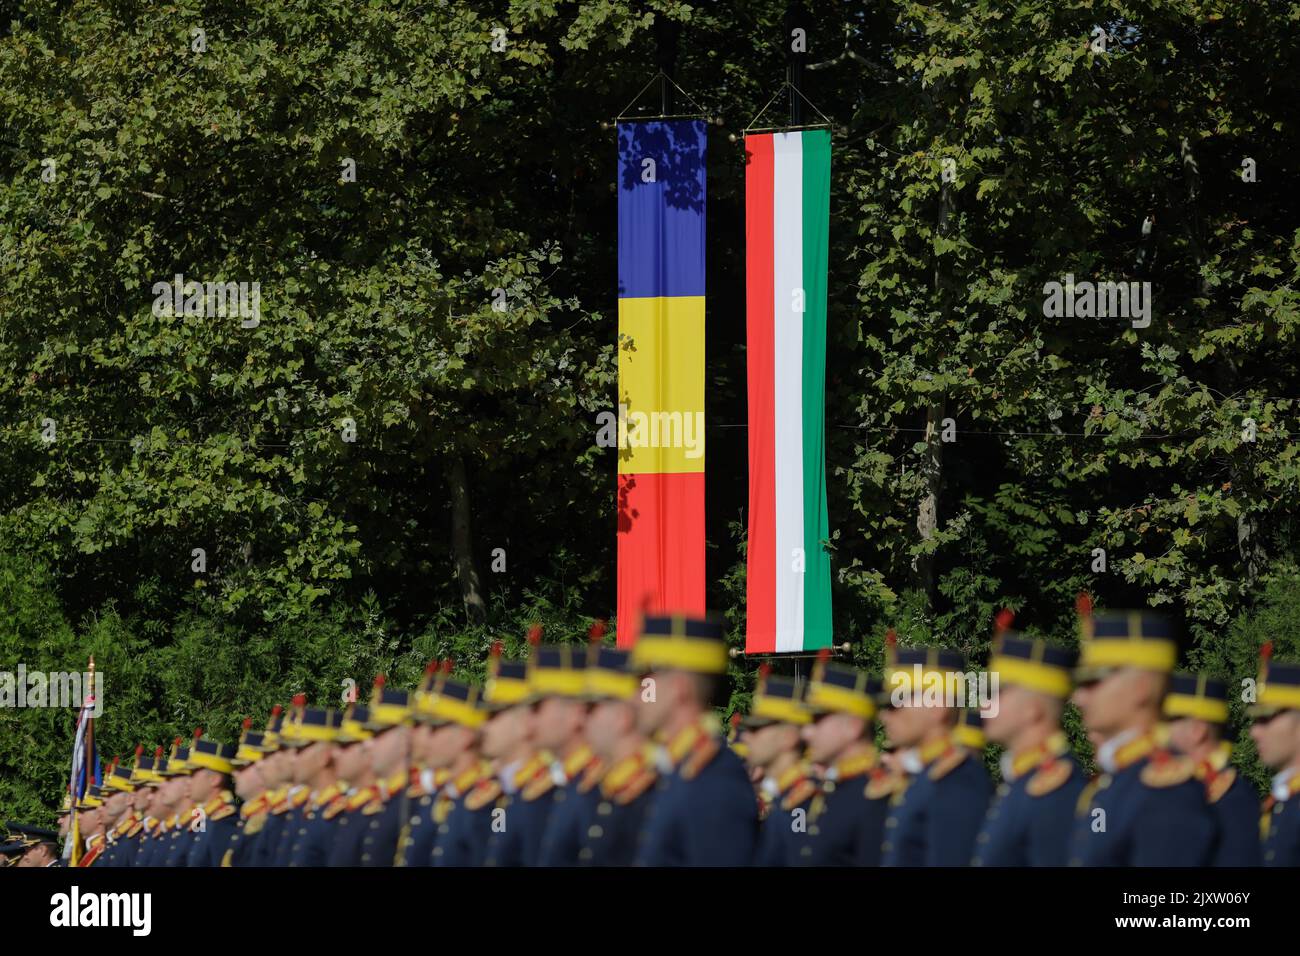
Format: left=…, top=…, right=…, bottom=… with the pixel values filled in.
left=615, top=120, right=708, bottom=646
left=744, top=129, right=833, bottom=653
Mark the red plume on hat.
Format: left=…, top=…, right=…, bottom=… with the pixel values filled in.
left=154, top=745, right=164, bottom=759
left=490, top=640, right=503, bottom=659
left=527, top=623, right=544, bottom=646
left=135, top=743, right=145, bottom=760
left=373, top=674, right=387, bottom=689
left=442, top=659, right=454, bottom=675
left=241, top=717, right=253, bottom=731
left=425, top=659, right=439, bottom=675
left=193, top=727, right=203, bottom=742
left=270, top=704, right=283, bottom=717
left=994, top=608, right=1015, bottom=635
left=1075, top=592, right=1093, bottom=618
left=884, top=628, right=898, bottom=665
left=1260, top=640, right=1274, bottom=678
left=589, top=619, right=608, bottom=643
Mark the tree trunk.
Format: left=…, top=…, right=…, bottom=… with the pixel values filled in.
left=446, top=453, right=486, bottom=625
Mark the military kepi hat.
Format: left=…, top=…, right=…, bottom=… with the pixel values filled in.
left=989, top=632, right=1077, bottom=700
left=630, top=613, right=729, bottom=675
left=585, top=645, right=638, bottom=701
left=805, top=650, right=880, bottom=720
left=1164, top=672, right=1230, bottom=724
left=743, top=669, right=810, bottom=728
left=1250, top=643, right=1300, bottom=717
left=1075, top=596, right=1178, bottom=681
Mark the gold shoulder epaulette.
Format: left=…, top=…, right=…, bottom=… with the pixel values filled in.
left=322, top=794, right=349, bottom=820
left=464, top=780, right=502, bottom=811
left=1206, top=767, right=1237, bottom=805
left=577, top=758, right=605, bottom=794
left=864, top=768, right=904, bottom=801
left=1026, top=759, right=1073, bottom=797
left=617, top=768, right=657, bottom=806
left=1140, top=754, right=1196, bottom=789
left=243, top=811, right=268, bottom=837
left=522, top=772, right=556, bottom=802
left=680, top=735, right=720, bottom=782
left=781, top=778, right=818, bottom=812
left=927, top=748, right=968, bottom=781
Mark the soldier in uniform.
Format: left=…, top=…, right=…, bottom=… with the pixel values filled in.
left=534, top=638, right=604, bottom=867
left=6, top=824, right=61, bottom=867
left=252, top=710, right=300, bottom=867
left=1163, top=671, right=1262, bottom=866
left=973, top=623, right=1086, bottom=866
left=480, top=644, right=554, bottom=867
left=159, top=736, right=199, bottom=866
left=397, top=660, right=454, bottom=866
left=185, top=734, right=241, bottom=866
left=878, top=637, right=993, bottom=866
left=325, top=701, right=378, bottom=866
left=281, top=703, right=345, bottom=867
left=427, top=678, right=495, bottom=867
left=96, top=760, right=136, bottom=867
left=354, top=676, right=416, bottom=866
left=631, top=613, right=758, bottom=866
left=745, top=671, right=817, bottom=867
left=133, top=746, right=171, bottom=866
left=1249, top=646, right=1300, bottom=866
left=798, top=653, right=892, bottom=866
left=577, top=644, right=657, bottom=866
left=223, top=716, right=274, bottom=867
left=1067, top=601, right=1216, bottom=866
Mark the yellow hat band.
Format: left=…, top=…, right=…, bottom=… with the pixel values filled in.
left=430, top=697, right=487, bottom=729
left=529, top=670, right=587, bottom=697
left=105, top=775, right=135, bottom=793
left=750, top=696, right=810, bottom=726
left=1079, top=639, right=1177, bottom=673
left=886, top=665, right=964, bottom=696
left=234, top=745, right=265, bottom=764
left=338, top=721, right=373, bottom=742
left=484, top=678, right=531, bottom=707
left=187, top=752, right=236, bottom=774
left=990, top=656, right=1074, bottom=699
left=369, top=702, right=414, bottom=727
left=586, top=670, right=638, bottom=700
left=631, top=637, right=729, bottom=675
left=130, top=769, right=163, bottom=784
left=282, top=723, right=340, bottom=744
left=954, top=724, right=986, bottom=749
left=1259, top=683, right=1300, bottom=712
left=805, top=682, right=876, bottom=720
left=1163, top=693, right=1229, bottom=723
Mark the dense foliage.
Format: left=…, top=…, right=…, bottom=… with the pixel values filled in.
left=3, top=1, right=1298, bottom=820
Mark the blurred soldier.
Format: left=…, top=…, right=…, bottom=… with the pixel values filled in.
left=325, top=701, right=379, bottom=866
left=158, top=735, right=197, bottom=866
left=73, top=790, right=106, bottom=867
left=97, top=758, right=137, bottom=867
left=185, top=733, right=240, bottom=866
left=223, top=716, right=273, bottom=867
left=281, top=703, right=345, bottom=867
left=577, top=644, right=656, bottom=866
left=745, top=670, right=816, bottom=867
left=632, top=613, right=758, bottom=866
left=134, top=746, right=170, bottom=866
left=1249, top=645, right=1300, bottom=866
left=398, top=661, right=453, bottom=867
left=531, top=636, right=603, bottom=867
left=879, top=637, right=993, bottom=866
left=428, top=678, right=494, bottom=866
left=1068, top=601, right=1216, bottom=866
left=481, top=644, right=551, bottom=867
left=253, top=709, right=300, bottom=866
left=354, top=676, right=415, bottom=866
left=799, top=653, right=892, bottom=866
left=974, top=619, right=1086, bottom=866
left=954, top=708, right=987, bottom=754
left=1164, top=672, right=1262, bottom=866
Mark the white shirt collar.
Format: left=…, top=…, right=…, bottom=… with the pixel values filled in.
left=499, top=759, right=523, bottom=793
left=999, top=752, right=1016, bottom=781
left=898, top=748, right=924, bottom=776
left=1096, top=727, right=1142, bottom=774
left=1272, top=766, right=1297, bottom=802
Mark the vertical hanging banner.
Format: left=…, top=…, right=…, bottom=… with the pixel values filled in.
left=616, top=120, right=708, bottom=647
left=745, top=129, right=833, bottom=654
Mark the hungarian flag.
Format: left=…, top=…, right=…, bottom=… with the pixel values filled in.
left=744, top=129, right=833, bottom=653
